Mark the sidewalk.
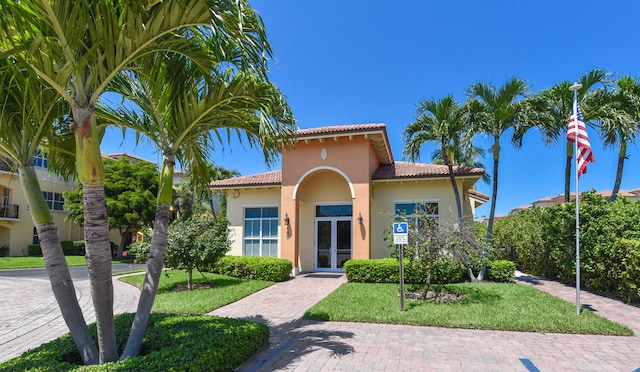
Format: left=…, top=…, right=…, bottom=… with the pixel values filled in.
left=211, top=272, right=640, bottom=371
left=0, top=275, right=139, bottom=363
left=3, top=269, right=640, bottom=370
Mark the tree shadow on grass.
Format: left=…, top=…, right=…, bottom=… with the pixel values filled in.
left=235, top=315, right=355, bottom=372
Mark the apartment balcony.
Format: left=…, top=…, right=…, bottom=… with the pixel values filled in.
left=0, top=159, right=12, bottom=172
left=0, top=204, right=19, bottom=219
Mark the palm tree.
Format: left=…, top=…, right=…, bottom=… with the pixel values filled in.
left=403, top=95, right=470, bottom=224
left=98, top=51, right=296, bottom=359
left=0, top=59, right=99, bottom=364
left=467, top=77, right=541, bottom=250
left=596, top=76, right=640, bottom=201
left=1, top=0, right=278, bottom=363
left=537, top=70, right=609, bottom=202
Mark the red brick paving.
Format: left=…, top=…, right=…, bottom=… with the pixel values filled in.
left=3, top=270, right=640, bottom=371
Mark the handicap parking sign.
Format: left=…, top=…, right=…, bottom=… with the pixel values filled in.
left=393, top=222, right=408, bottom=244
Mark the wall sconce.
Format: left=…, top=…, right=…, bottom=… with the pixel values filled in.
left=358, top=212, right=363, bottom=225
left=284, top=213, right=290, bottom=226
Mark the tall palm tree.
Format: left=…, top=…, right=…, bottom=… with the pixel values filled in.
left=403, top=95, right=469, bottom=224
left=98, top=52, right=296, bottom=359
left=597, top=76, right=640, bottom=201
left=467, top=77, right=540, bottom=249
left=0, top=59, right=98, bottom=364
left=537, top=70, right=609, bottom=202
left=1, top=0, right=277, bottom=363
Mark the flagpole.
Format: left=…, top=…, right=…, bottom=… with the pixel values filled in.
left=569, top=82, right=582, bottom=316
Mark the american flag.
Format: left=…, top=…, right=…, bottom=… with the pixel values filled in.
left=567, top=99, right=595, bottom=178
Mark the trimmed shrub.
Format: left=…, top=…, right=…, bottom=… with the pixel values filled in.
left=215, top=256, right=292, bottom=282
left=28, top=244, right=42, bottom=256
left=345, top=257, right=465, bottom=284
left=60, top=241, right=86, bottom=256
left=0, top=312, right=269, bottom=372
left=488, top=260, right=516, bottom=282
left=344, top=258, right=399, bottom=283
left=0, top=245, right=8, bottom=257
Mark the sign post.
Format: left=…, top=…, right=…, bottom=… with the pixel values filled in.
left=393, top=222, right=409, bottom=312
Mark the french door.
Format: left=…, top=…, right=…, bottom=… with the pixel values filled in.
left=315, top=217, right=352, bottom=271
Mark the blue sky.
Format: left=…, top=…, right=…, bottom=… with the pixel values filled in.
left=101, top=0, right=640, bottom=218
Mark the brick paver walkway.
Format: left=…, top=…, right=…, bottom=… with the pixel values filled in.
left=0, top=274, right=139, bottom=363
left=3, top=269, right=640, bottom=371
left=211, top=272, right=640, bottom=371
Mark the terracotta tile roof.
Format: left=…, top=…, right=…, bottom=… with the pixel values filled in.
left=296, top=123, right=387, bottom=137
left=210, top=170, right=281, bottom=188
left=468, top=189, right=490, bottom=201
left=373, top=161, right=485, bottom=180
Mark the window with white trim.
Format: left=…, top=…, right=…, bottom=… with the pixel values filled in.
left=244, top=207, right=278, bottom=257
left=395, top=202, right=439, bottom=225
left=33, top=227, right=40, bottom=245
left=33, top=149, right=48, bottom=169
left=43, top=191, right=65, bottom=211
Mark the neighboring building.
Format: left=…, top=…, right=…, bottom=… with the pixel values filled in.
left=0, top=152, right=175, bottom=256
left=0, top=155, right=83, bottom=256
left=210, top=124, right=489, bottom=275
left=510, top=188, right=640, bottom=214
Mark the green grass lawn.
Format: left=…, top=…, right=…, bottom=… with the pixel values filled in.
left=119, top=269, right=273, bottom=314
left=0, top=256, right=87, bottom=269
left=304, top=282, right=633, bottom=336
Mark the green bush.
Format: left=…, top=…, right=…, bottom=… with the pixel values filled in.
left=491, top=192, right=640, bottom=302
left=28, top=244, right=42, bottom=256
left=0, top=312, right=269, bottom=372
left=0, top=245, right=8, bottom=257
left=344, top=258, right=399, bottom=283
left=127, top=229, right=152, bottom=263
left=59, top=241, right=86, bottom=256
left=215, top=256, right=292, bottom=282
left=488, top=260, right=516, bottom=282
left=345, top=257, right=465, bottom=284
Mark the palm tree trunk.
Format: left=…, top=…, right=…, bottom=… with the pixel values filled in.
left=19, top=165, right=99, bottom=365
left=481, top=138, right=501, bottom=281
left=610, top=142, right=627, bottom=202
left=564, top=141, right=574, bottom=203
left=485, top=138, right=500, bottom=246
left=446, top=164, right=463, bottom=226
left=121, top=154, right=175, bottom=359
left=83, top=185, right=118, bottom=362
left=73, top=105, right=118, bottom=363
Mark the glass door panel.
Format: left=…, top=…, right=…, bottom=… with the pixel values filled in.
left=316, top=220, right=332, bottom=269
left=336, top=220, right=351, bottom=269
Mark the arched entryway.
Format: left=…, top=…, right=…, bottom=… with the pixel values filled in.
left=295, top=168, right=353, bottom=272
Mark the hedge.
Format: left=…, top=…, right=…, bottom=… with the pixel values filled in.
left=491, top=192, right=640, bottom=302
left=0, top=313, right=269, bottom=372
left=487, top=260, right=516, bottom=283
left=214, top=256, right=292, bottom=282
left=344, top=257, right=466, bottom=284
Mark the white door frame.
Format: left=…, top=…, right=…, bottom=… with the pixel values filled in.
left=314, top=216, right=352, bottom=272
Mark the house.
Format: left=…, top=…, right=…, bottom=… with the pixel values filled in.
left=510, top=188, right=640, bottom=214
left=0, top=154, right=83, bottom=256
left=0, top=152, right=176, bottom=257
left=210, top=123, right=489, bottom=274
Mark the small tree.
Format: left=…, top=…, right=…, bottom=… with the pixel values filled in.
left=64, top=157, right=158, bottom=257
left=388, top=207, right=484, bottom=299
left=165, top=215, right=231, bottom=290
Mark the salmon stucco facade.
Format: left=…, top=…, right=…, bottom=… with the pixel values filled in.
left=210, top=124, right=489, bottom=275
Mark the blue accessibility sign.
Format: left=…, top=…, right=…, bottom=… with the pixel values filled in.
left=393, top=222, right=409, bottom=244
left=393, top=222, right=408, bottom=235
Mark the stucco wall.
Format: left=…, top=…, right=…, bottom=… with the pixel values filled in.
left=0, top=171, right=82, bottom=256
left=225, top=187, right=282, bottom=256
left=370, top=178, right=463, bottom=259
